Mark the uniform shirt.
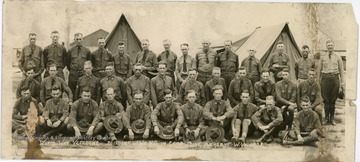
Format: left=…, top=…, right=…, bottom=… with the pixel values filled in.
left=217, top=51, right=239, bottom=73
left=203, top=100, right=234, bottom=120
left=178, top=80, right=205, bottom=106
left=114, top=53, right=132, bottom=77
left=251, top=106, right=283, bottom=128
left=228, top=78, right=254, bottom=106
left=69, top=99, right=99, bottom=127
left=151, top=102, right=184, bottom=129
left=122, top=103, right=152, bottom=130
left=175, top=54, right=196, bottom=81
left=233, top=102, right=259, bottom=121
left=75, top=74, right=100, bottom=103
left=241, top=56, right=262, bottom=77
left=12, top=97, right=40, bottom=120
left=294, top=110, right=321, bottom=135
left=134, top=50, right=158, bottom=74
left=43, top=43, right=67, bottom=68
left=181, top=103, right=205, bottom=128
left=158, top=50, right=177, bottom=72
left=150, top=75, right=175, bottom=106
left=204, top=78, right=227, bottom=102
left=99, top=74, right=126, bottom=102
left=275, top=79, right=297, bottom=106
left=98, top=100, right=124, bottom=120
left=297, top=79, right=321, bottom=109
left=294, top=58, right=316, bottom=79
left=16, top=78, right=41, bottom=102
left=19, top=45, right=44, bottom=75
left=268, top=52, right=291, bottom=73
left=254, top=80, right=276, bottom=105
left=67, top=45, right=91, bottom=71
left=40, top=77, right=73, bottom=105
left=195, top=49, right=217, bottom=73
left=319, top=52, right=345, bottom=86
left=42, top=98, right=69, bottom=122
left=91, top=48, right=114, bottom=73
left=126, top=75, right=151, bottom=105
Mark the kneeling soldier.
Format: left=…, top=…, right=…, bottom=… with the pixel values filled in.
left=39, top=85, right=69, bottom=137
left=282, top=96, right=324, bottom=147
left=122, top=92, right=152, bottom=141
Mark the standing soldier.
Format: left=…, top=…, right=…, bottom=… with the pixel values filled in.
left=254, top=69, right=276, bottom=106
left=319, top=40, right=345, bottom=125
left=114, top=41, right=132, bottom=80
left=158, top=39, right=177, bottom=85
left=195, top=40, right=218, bottom=85
left=75, top=61, right=101, bottom=104
left=216, top=40, right=239, bottom=88
left=126, top=63, right=151, bottom=105
left=99, top=62, right=127, bottom=108
left=16, top=67, right=41, bottom=102
left=228, top=67, right=254, bottom=107
left=204, top=67, right=227, bottom=103
left=175, top=43, right=196, bottom=91
left=294, top=45, right=316, bottom=83
left=67, top=33, right=92, bottom=100
left=268, top=41, right=291, bottom=82
left=177, top=68, right=205, bottom=106
left=150, top=61, right=176, bottom=108
left=43, top=31, right=67, bottom=80
left=241, top=47, right=262, bottom=86
left=134, top=39, right=158, bottom=79
left=91, top=37, right=114, bottom=78
left=19, top=33, right=44, bottom=83
left=275, top=68, right=297, bottom=130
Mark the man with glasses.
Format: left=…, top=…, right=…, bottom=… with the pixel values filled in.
left=216, top=40, right=239, bottom=88
left=158, top=39, right=177, bottom=85
left=91, top=37, right=114, bottom=78
left=268, top=41, right=291, bottom=82
left=175, top=43, right=196, bottom=92
left=43, top=31, right=67, bottom=80
left=126, top=63, right=151, bottom=105
left=295, top=45, right=316, bottom=83
left=135, top=39, right=158, bottom=79
left=195, top=40, right=218, bottom=85
left=19, top=33, right=44, bottom=83
left=241, top=47, right=262, bottom=86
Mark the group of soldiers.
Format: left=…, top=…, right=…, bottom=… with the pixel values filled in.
left=13, top=31, right=345, bottom=147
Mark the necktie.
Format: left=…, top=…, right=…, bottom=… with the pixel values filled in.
left=243, top=105, right=247, bottom=118
left=77, top=46, right=81, bottom=56
left=226, top=52, right=229, bottom=60
left=51, top=78, right=56, bottom=86
left=30, top=46, right=34, bottom=57
left=100, top=49, right=104, bottom=60
left=166, top=51, right=170, bottom=59
left=183, top=55, right=187, bottom=72
left=248, top=57, right=253, bottom=74
left=205, top=51, right=209, bottom=64
left=329, top=52, right=332, bottom=59
left=142, top=51, right=147, bottom=64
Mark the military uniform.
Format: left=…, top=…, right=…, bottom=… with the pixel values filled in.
left=241, top=56, right=262, bottom=86
left=268, top=53, right=291, bottom=82
left=203, top=100, right=234, bottom=137
left=134, top=50, right=158, bottom=79
left=297, top=79, right=322, bottom=121
left=232, top=102, right=259, bottom=138
left=16, top=78, right=41, bottom=102
left=151, top=102, right=184, bottom=130
left=175, top=54, right=196, bottom=90
left=228, top=78, right=254, bottom=107
left=75, top=74, right=101, bottom=104
left=254, top=80, right=276, bottom=106
left=19, top=45, right=44, bottom=83
left=98, top=100, right=125, bottom=136
left=41, top=98, right=69, bottom=135
left=217, top=51, right=239, bottom=88
left=150, top=75, right=175, bottom=107
left=12, top=97, right=41, bottom=132
left=91, top=48, right=114, bottom=78
left=99, top=74, right=127, bottom=108
left=126, top=75, right=151, bottom=105
left=204, top=78, right=227, bottom=103
left=177, top=80, right=205, bottom=106
left=195, top=49, right=218, bottom=85
left=275, top=79, right=297, bottom=129
left=295, top=58, right=316, bottom=82
left=158, top=51, right=177, bottom=84
left=122, top=103, right=152, bottom=134
left=180, top=103, right=207, bottom=138
left=43, top=43, right=67, bottom=80
left=40, top=77, right=73, bottom=106
left=251, top=106, right=283, bottom=136
left=114, top=53, right=132, bottom=80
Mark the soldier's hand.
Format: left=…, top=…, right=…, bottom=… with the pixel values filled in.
left=259, top=125, right=267, bottom=131
left=297, top=135, right=304, bottom=142
left=273, top=64, right=280, bottom=68
left=46, top=120, right=53, bottom=127
left=128, top=129, right=135, bottom=140
left=174, top=128, right=180, bottom=137
left=219, top=115, right=227, bottom=121
left=53, top=120, right=61, bottom=128
left=245, top=119, right=251, bottom=125
left=22, top=115, right=28, bottom=120
left=194, top=128, right=200, bottom=139
left=185, top=128, right=191, bottom=136
left=154, top=126, right=160, bottom=135
left=142, top=129, right=149, bottom=139
left=86, top=126, right=95, bottom=136
left=309, top=130, right=318, bottom=138
left=74, top=127, right=81, bottom=137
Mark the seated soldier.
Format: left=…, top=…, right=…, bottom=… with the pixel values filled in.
left=231, top=90, right=259, bottom=145
left=228, top=66, right=254, bottom=107
left=282, top=96, right=324, bottom=147
left=204, top=67, right=227, bottom=103
left=12, top=86, right=41, bottom=136
left=122, top=92, right=152, bottom=141
left=177, top=68, right=205, bottom=106
left=151, top=89, right=184, bottom=140
left=97, top=88, right=124, bottom=145
left=16, top=67, right=41, bottom=103
left=39, top=85, right=69, bottom=137
left=67, top=87, right=104, bottom=139
left=254, top=69, right=276, bottom=106
left=180, top=90, right=208, bottom=142
left=203, top=85, right=234, bottom=142
left=251, top=96, right=283, bottom=144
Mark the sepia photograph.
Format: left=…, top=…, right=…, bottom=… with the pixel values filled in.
left=1, top=0, right=358, bottom=161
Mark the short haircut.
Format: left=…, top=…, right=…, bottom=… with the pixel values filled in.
left=277, top=40, right=284, bottom=45
left=163, top=39, right=171, bottom=44
left=212, top=85, right=223, bottom=92
left=239, top=66, right=246, bottom=71
left=74, top=33, right=83, bottom=37
left=265, top=95, right=274, bottom=100
left=188, top=67, right=197, bottom=72
left=118, top=41, right=125, bottom=45
left=212, top=67, right=221, bottom=72
left=301, top=95, right=310, bottom=103
left=302, top=45, right=309, bottom=49
left=326, top=40, right=334, bottom=44
left=98, top=37, right=105, bottom=40
left=81, top=86, right=91, bottom=93
left=224, top=40, right=233, bottom=45
left=48, top=63, right=57, bottom=69
left=142, top=39, right=149, bottom=43
left=261, top=69, right=270, bottom=74
left=84, top=61, right=92, bottom=67
left=241, top=90, right=250, bottom=95
left=25, top=67, right=34, bottom=73
left=158, top=61, right=167, bottom=67
left=309, top=68, right=316, bottom=73
left=20, top=86, right=30, bottom=92
left=133, top=90, right=144, bottom=97
left=106, top=88, right=115, bottom=94
left=186, top=90, right=197, bottom=96
left=180, top=43, right=189, bottom=47
left=134, top=63, right=143, bottom=67
left=163, top=89, right=173, bottom=96
left=282, top=68, right=290, bottom=73
left=105, top=62, right=114, bottom=68
left=51, top=31, right=59, bottom=34
left=29, top=33, right=36, bottom=37
left=51, top=85, right=61, bottom=91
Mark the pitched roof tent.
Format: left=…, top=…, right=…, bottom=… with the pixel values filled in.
left=105, top=14, right=142, bottom=63
left=70, top=29, right=109, bottom=47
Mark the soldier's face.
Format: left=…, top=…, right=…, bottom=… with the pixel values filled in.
left=188, top=70, right=197, bottom=80
left=134, top=66, right=142, bottom=76
left=282, top=72, right=290, bottom=81
left=51, top=90, right=61, bottom=100
left=118, top=45, right=125, bottom=53
left=224, top=41, right=232, bottom=52
left=187, top=92, right=196, bottom=103
left=26, top=70, right=35, bottom=79
left=301, top=101, right=310, bottom=112
left=164, top=94, right=173, bottom=104
left=248, top=49, right=256, bottom=57
left=49, top=67, right=58, bottom=77
left=98, top=39, right=106, bottom=48
left=81, top=91, right=91, bottom=103
left=202, top=42, right=210, bottom=50
left=74, top=35, right=83, bottom=46
left=51, top=33, right=59, bottom=43
left=22, top=89, right=31, bottom=100
left=302, top=48, right=309, bottom=58
left=142, top=41, right=149, bottom=50
left=106, top=91, right=115, bottom=101
left=238, top=69, right=246, bottom=78
left=105, top=66, right=114, bottom=76
left=265, top=98, right=275, bottom=110
left=29, top=35, right=36, bottom=45
left=308, top=71, right=316, bottom=81
left=326, top=42, right=334, bottom=52
left=241, top=93, right=250, bottom=104
left=213, top=89, right=223, bottom=100
left=261, top=72, right=270, bottom=82
left=163, top=42, right=171, bottom=51
left=181, top=46, right=189, bottom=55
left=84, top=65, right=92, bottom=75
left=276, top=43, right=284, bottom=53
left=212, top=70, right=221, bottom=78
left=134, top=94, right=143, bottom=106
left=157, top=64, right=167, bottom=75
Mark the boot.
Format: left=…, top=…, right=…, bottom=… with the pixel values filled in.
left=330, top=117, right=336, bottom=125
left=322, top=116, right=328, bottom=125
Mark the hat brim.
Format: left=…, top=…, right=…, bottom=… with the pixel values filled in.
left=158, top=125, right=175, bottom=140
left=131, top=120, right=146, bottom=134
left=104, top=115, right=123, bottom=134
left=76, top=121, right=91, bottom=133
left=205, top=125, right=225, bottom=143
left=183, top=126, right=202, bottom=143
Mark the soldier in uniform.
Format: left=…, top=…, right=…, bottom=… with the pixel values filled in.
left=19, top=33, right=44, bottom=83
left=114, top=41, right=132, bottom=80
left=294, top=45, right=316, bottom=83
left=126, top=63, right=151, bottom=105
left=134, top=39, right=158, bottom=79
left=158, top=39, right=177, bottom=85
left=195, top=40, right=218, bottom=85
left=151, top=89, right=184, bottom=140
left=40, top=64, right=73, bottom=107
left=150, top=61, right=176, bottom=108
left=204, top=67, right=227, bottom=103
left=43, top=31, right=67, bottom=80
left=91, top=37, right=114, bottom=78
left=268, top=41, right=291, bottom=82
left=16, top=67, right=41, bottom=102
left=75, top=61, right=101, bottom=104
left=228, top=66, right=254, bottom=107
left=241, top=47, right=262, bottom=86
left=216, top=40, right=239, bottom=88
left=254, top=69, right=276, bottom=106
left=177, top=68, right=205, bottom=106
left=67, top=33, right=92, bottom=100
left=175, top=43, right=196, bottom=91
